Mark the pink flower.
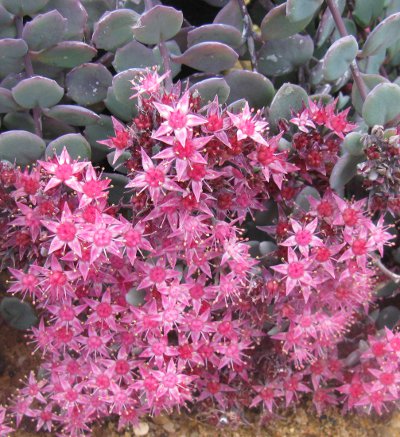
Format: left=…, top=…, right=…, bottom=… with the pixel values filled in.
left=281, top=218, right=323, bottom=256
left=130, top=67, right=170, bottom=98
left=97, top=117, right=132, bottom=164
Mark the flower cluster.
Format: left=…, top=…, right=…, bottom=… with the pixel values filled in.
left=0, top=71, right=397, bottom=435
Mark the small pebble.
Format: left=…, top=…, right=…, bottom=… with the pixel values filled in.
left=133, top=422, right=149, bottom=436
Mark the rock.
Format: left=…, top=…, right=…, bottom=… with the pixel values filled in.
left=133, top=422, right=149, bottom=436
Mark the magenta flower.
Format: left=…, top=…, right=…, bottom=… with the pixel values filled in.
left=281, top=218, right=323, bottom=256
left=97, top=116, right=132, bottom=164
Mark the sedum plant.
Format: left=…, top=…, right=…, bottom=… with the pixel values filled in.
left=1, top=0, right=400, bottom=435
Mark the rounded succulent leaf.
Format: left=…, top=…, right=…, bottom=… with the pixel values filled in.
left=322, top=35, right=358, bottom=82
left=0, top=297, right=37, bottom=330
left=329, top=153, right=365, bottom=192
left=113, top=40, right=155, bottom=73
left=225, top=70, right=275, bottom=108
left=3, top=112, right=35, bottom=133
left=84, top=114, right=114, bottom=163
left=92, top=9, right=139, bottom=51
left=261, top=3, right=313, bottom=41
left=189, top=77, right=230, bottom=104
left=42, top=117, right=75, bottom=139
left=171, top=42, right=238, bottom=73
left=0, top=39, right=28, bottom=77
left=152, top=40, right=182, bottom=77
left=44, top=105, right=100, bottom=126
left=361, top=13, right=400, bottom=58
left=0, top=130, right=45, bottom=165
left=125, top=288, right=147, bottom=307
left=42, top=0, right=88, bottom=40
left=268, top=83, right=308, bottom=128
left=46, top=133, right=91, bottom=160
left=107, top=150, right=130, bottom=174
left=0, top=87, right=20, bottom=113
left=353, top=0, right=385, bottom=27
left=187, top=24, right=243, bottom=48
left=12, top=76, right=63, bottom=109
left=81, top=0, right=111, bottom=31
left=103, top=172, right=130, bottom=204
left=376, top=306, right=400, bottom=330
left=362, top=82, right=400, bottom=126
left=342, top=132, right=365, bottom=156
left=1, top=0, right=49, bottom=16
left=66, top=63, right=112, bottom=106
left=351, top=73, right=389, bottom=114
left=286, top=0, right=323, bottom=23
left=104, top=86, right=137, bottom=122
left=258, top=34, right=314, bottom=77
left=0, top=4, right=13, bottom=26
left=214, top=0, right=243, bottom=33
left=133, top=5, right=183, bottom=45
left=294, top=186, right=321, bottom=211
left=33, top=42, right=97, bottom=69
left=22, top=10, right=67, bottom=51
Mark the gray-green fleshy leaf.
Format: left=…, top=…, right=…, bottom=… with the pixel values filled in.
left=81, top=0, right=112, bottom=31
left=66, top=63, right=112, bottom=106
left=104, top=86, right=137, bottom=122
left=213, top=0, right=244, bottom=33
left=12, top=76, right=63, bottom=109
left=376, top=306, right=400, bottom=330
left=0, top=87, right=20, bottom=113
left=42, top=0, right=88, bottom=40
left=0, top=130, right=45, bottom=165
left=258, top=34, right=314, bottom=77
left=43, top=105, right=100, bottom=126
left=84, top=114, right=114, bottom=163
left=113, top=40, right=155, bottom=73
left=107, top=150, right=130, bottom=174
left=225, top=70, right=275, bottom=108
left=42, top=116, right=76, bottom=139
left=286, top=0, right=323, bottom=23
left=330, top=153, right=365, bottom=191
left=152, top=40, right=182, bottom=77
left=342, top=132, right=365, bottom=156
left=0, top=39, right=28, bottom=77
left=46, top=133, right=91, bottom=160
left=1, top=0, right=49, bottom=16
left=352, top=73, right=389, bottom=114
left=268, top=83, right=308, bottom=129
left=322, top=35, right=358, bottom=82
left=361, top=13, right=400, bottom=57
left=3, top=112, right=35, bottom=133
left=92, top=9, right=140, bottom=51
left=187, top=23, right=243, bottom=48
left=112, top=68, right=143, bottom=103
left=0, top=297, right=37, bottom=330
left=353, top=0, right=385, bottom=28
left=171, top=42, right=238, bottom=73
left=33, top=42, right=97, bottom=68
left=261, top=3, right=313, bottom=41
left=362, top=82, right=400, bottom=126
left=133, top=5, right=183, bottom=45
left=189, top=77, right=230, bottom=104
left=22, top=10, right=66, bottom=51
left=125, top=288, right=147, bottom=307
left=294, top=186, right=321, bottom=211
left=332, top=18, right=357, bottom=42
left=103, top=172, right=130, bottom=204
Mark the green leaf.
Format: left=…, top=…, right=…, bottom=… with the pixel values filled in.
left=342, top=132, right=365, bottom=156
left=322, top=35, right=358, bottom=82
left=81, top=0, right=112, bottom=31
left=44, top=105, right=100, bottom=126
left=353, top=0, right=385, bottom=27
left=42, top=0, right=88, bottom=40
left=268, top=83, right=308, bottom=129
left=84, top=114, right=114, bottom=163
left=66, top=63, right=112, bottom=106
left=46, top=133, right=91, bottom=160
left=258, top=34, right=314, bottom=77
left=113, top=40, right=155, bottom=73
left=0, top=39, right=28, bottom=78
left=3, top=112, right=35, bottom=133
left=12, top=76, right=64, bottom=109
left=225, top=70, right=275, bottom=108
left=92, top=9, right=139, bottom=51
left=171, top=42, right=238, bottom=73
left=0, top=87, right=20, bottom=113
left=0, top=130, right=45, bottom=165
left=0, top=297, right=37, bottom=330
left=1, top=0, right=49, bottom=16
left=294, top=186, right=321, bottom=211
left=316, top=0, right=346, bottom=47
left=330, top=153, right=365, bottom=191
left=22, top=10, right=66, bottom=51
left=351, top=73, right=389, bottom=114
left=189, top=77, right=230, bottom=105
left=187, top=23, right=242, bottom=48
left=152, top=40, right=182, bottom=78
left=362, top=82, right=400, bottom=126
left=214, top=0, right=243, bottom=33
left=103, top=172, right=130, bottom=204
left=361, top=13, right=400, bottom=57
left=133, top=5, right=183, bottom=45
left=286, top=0, right=323, bottom=23
left=104, top=86, right=138, bottom=122
left=261, top=3, right=313, bottom=41
left=33, top=42, right=97, bottom=68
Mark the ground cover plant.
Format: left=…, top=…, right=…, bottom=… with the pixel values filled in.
left=2, top=0, right=400, bottom=436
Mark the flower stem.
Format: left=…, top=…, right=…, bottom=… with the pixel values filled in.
left=325, top=0, right=368, bottom=102
left=237, top=0, right=258, bottom=72
left=15, top=16, right=42, bottom=138
left=158, top=41, right=173, bottom=91
left=372, top=254, right=400, bottom=284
